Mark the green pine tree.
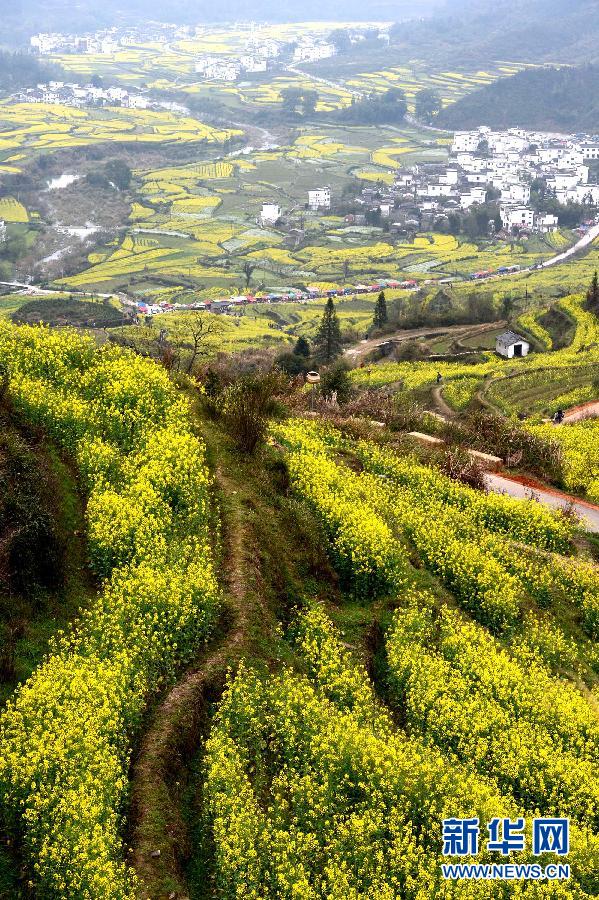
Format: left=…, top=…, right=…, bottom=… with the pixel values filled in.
left=587, top=270, right=599, bottom=316
left=294, top=335, right=311, bottom=358
left=314, top=297, right=343, bottom=364
left=373, top=291, right=388, bottom=329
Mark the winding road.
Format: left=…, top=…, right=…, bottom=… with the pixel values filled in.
left=484, top=473, right=599, bottom=533
left=540, top=222, right=599, bottom=269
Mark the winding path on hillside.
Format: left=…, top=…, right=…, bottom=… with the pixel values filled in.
left=484, top=473, right=599, bottom=533
left=344, top=321, right=504, bottom=363
left=540, top=223, right=599, bottom=269
left=564, top=399, right=599, bottom=422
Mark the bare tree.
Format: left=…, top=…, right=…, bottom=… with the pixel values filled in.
left=342, top=258, right=351, bottom=285
left=241, top=260, right=257, bottom=289
left=183, top=313, right=228, bottom=375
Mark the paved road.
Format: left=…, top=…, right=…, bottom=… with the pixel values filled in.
left=484, top=473, right=599, bottom=533
left=540, top=222, right=599, bottom=269
left=0, top=280, right=114, bottom=299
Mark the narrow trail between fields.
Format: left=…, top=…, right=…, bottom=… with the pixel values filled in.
left=431, top=384, right=454, bottom=418
left=128, top=461, right=257, bottom=899
left=127, top=417, right=339, bottom=899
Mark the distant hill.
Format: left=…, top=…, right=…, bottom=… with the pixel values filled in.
left=0, top=0, right=440, bottom=47
left=0, top=51, right=64, bottom=95
left=437, top=65, right=599, bottom=133
left=385, top=0, right=599, bottom=68
left=433, top=0, right=599, bottom=64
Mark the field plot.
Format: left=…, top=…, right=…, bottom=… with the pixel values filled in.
left=56, top=118, right=570, bottom=301
left=352, top=293, right=599, bottom=439
left=0, top=197, right=28, bottom=222
left=0, top=102, right=239, bottom=164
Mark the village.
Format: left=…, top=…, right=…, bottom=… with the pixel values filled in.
left=15, top=80, right=152, bottom=109
left=353, top=127, right=599, bottom=237
left=254, top=128, right=599, bottom=246
left=28, top=22, right=343, bottom=83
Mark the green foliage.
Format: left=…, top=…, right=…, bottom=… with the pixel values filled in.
left=294, top=335, right=311, bottom=358
left=0, top=51, right=65, bottom=94
left=438, top=64, right=599, bottom=132
left=12, top=298, right=126, bottom=328
left=372, top=291, right=388, bottom=329
left=319, top=360, right=353, bottom=404
left=586, top=270, right=599, bottom=317
left=338, top=88, right=407, bottom=125
left=414, top=88, right=443, bottom=123
left=104, top=159, right=132, bottom=191
left=313, top=297, right=342, bottom=365
left=219, top=369, right=289, bottom=453
left=0, top=322, right=219, bottom=898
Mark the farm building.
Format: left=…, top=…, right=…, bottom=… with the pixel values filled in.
left=308, top=188, right=331, bottom=211
left=260, top=203, right=282, bottom=225
left=495, top=331, right=530, bottom=359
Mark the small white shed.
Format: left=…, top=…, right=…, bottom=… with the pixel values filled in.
left=495, top=330, right=530, bottom=359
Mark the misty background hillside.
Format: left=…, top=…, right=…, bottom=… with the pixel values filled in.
left=0, top=0, right=439, bottom=44
left=3, top=0, right=599, bottom=62
left=438, top=65, right=599, bottom=133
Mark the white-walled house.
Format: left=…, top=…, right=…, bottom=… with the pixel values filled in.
left=293, top=42, right=336, bottom=63
left=240, top=55, right=267, bottom=73
left=124, top=95, right=149, bottom=109
left=501, top=205, right=535, bottom=231
left=452, top=131, right=484, bottom=153
left=0, top=220, right=7, bottom=243
left=496, top=331, right=530, bottom=358
left=581, top=143, right=599, bottom=160
left=106, top=87, right=128, bottom=103
left=536, top=213, right=559, bottom=233
left=460, top=187, right=487, bottom=209
left=501, top=183, right=531, bottom=204
left=308, top=188, right=331, bottom=210
left=260, top=203, right=282, bottom=224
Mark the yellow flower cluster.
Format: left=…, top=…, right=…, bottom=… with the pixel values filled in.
left=273, top=420, right=406, bottom=597
left=0, top=322, right=219, bottom=897
left=275, top=421, right=578, bottom=631
left=204, top=605, right=599, bottom=897
left=387, top=598, right=599, bottom=824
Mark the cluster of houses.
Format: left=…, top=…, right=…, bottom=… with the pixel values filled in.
left=17, top=80, right=150, bottom=109
left=30, top=23, right=193, bottom=56
left=451, top=127, right=599, bottom=232
left=291, top=40, right=336, bottom=64
left=256, top=129, right=598, bottom=241
left=194, top=54, right=270, bottom=82
left=194, top=35, right=336, bottom=82
left=345, top=127, right=599, bottom=237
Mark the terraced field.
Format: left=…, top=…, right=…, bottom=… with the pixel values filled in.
left=353, top=293, right=599, bottom=429
left=51, top=120, right=578, bottom=302
left=0, top=102, right=238, bottom=168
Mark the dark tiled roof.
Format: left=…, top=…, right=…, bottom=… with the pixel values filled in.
left=497, top=331, right=527, bottom=345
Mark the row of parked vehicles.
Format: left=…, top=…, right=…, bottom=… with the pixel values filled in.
left=190, top=279, right=421, bottom=311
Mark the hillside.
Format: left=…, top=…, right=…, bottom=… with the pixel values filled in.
left=437, top=64, right=599, bottom=132
left=416, top=0, right=599, bottom=66
left=0, top=288, right=598, bottom=896
left=0, top=0, right=439, bottom=46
